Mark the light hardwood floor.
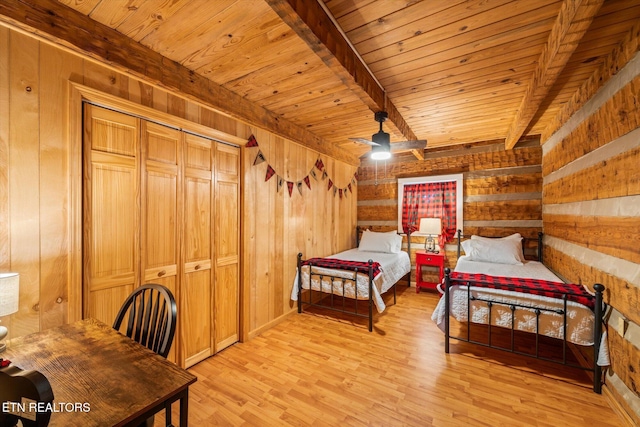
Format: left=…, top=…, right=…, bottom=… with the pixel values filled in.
left=161, top=285, right=622, bottom=426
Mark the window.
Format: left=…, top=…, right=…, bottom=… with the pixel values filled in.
left=397, top=174, right=463, bottom=244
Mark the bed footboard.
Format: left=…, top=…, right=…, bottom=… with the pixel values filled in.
left=296, top=253, right=397, bottom=332
left=443, top=268, right=605, bottom=393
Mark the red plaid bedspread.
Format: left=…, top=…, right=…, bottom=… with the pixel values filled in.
left=302, top=258, right=381, bottom=278
left=449, top=272, right=595, bottom=310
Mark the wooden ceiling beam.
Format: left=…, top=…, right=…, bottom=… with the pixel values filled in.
left=0, top=0, right=360, bottom=166
left=266, top=0, right=422, bottom=156
left=504, top=0, right=604, bottom=149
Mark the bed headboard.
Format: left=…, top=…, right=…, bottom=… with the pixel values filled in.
left=455, top=230, right=544, bottom=262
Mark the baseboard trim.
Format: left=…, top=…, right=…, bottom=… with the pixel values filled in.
left=603, top=382, right=639, bottom=427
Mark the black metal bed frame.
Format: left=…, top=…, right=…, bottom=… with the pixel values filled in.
left=296, top=227, right=399, bottom=332
left=444, top=230, right=606, bottom=393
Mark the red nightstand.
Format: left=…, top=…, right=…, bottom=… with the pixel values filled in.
left=415, top=251, right=446, bottom=293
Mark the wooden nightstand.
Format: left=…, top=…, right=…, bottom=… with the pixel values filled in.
left=415, top=251, right=446, bottom=293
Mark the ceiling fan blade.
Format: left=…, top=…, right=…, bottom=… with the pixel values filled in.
left=390, top=140, right=427, bottom=152
left=349, top=137, right=380, bottom=147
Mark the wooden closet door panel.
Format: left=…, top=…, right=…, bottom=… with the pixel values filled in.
left=214, top=143, right=239, bottom=351
left=141, top=121, right=181, bottom=363
left=182, top=269, right=212, bottom=365
left=141, top=122, right=180, bottom=282
left=214, top=262, right=238, bottom=350
left=144, top=168, right=178, bottom=272
left=84, top=105, right=139, bottom=325
left=182, top=133, right=214, bottom=367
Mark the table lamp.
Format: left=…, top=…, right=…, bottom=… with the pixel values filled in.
left=419, top=218, right=442, bottom=253
left=0, top=272, right=19, bottom=353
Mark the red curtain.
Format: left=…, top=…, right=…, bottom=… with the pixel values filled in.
left=401, top=181, right=457, bottom=244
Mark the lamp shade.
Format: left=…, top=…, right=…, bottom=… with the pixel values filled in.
left=0, top=273, right=19, bottom=317
left=419, top=218, right=442, bottom=235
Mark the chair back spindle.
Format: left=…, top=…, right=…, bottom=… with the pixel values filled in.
left=113, top=284, right=177, bottom=358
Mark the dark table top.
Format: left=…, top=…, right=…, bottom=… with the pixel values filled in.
left=3, top=318, right=197, bottom=427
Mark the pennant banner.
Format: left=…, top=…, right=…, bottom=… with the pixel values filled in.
left=265, top=165, right=276, bottom=181
left=248, top=136, right=357, bottom=200
left=253, top=150, right=266, bottom=165
left=247, top=134, right=259, bottom=147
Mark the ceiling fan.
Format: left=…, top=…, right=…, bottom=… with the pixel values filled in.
left=349, top=111, right=427, bottom=159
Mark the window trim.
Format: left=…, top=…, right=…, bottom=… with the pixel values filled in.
left=397, top=173, right=464, bottom=235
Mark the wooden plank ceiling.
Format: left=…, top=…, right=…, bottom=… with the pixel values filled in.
left=52, top=0, right=640, bottom=159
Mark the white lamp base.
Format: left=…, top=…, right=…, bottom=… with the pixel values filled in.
left=0, top=324, right=7, bottom=353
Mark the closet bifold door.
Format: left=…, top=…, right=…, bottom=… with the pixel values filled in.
left=182, top=133, right=214, bottom=367
left=83, top=105, right=140, bottom=326
left=140, top=121, right=182, bottom=364
left=214, top=143, right=240, bottom=352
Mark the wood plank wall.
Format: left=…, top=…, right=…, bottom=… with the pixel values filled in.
left=243, top=130, right=357, bottom=337
left=0, top=24, right=356, bottom=342
left=357, top=140, right=542, bottom=284
left=539, top=21, right=640, bottom=424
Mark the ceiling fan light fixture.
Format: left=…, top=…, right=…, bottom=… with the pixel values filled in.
left=370, top=143, right=391, bottom=160
left=370, top=149, right=391, bottom=160
left=370, top=129, right=391, bottom=159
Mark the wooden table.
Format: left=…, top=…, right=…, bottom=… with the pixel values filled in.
left=2, top=318, right=197, bottom=426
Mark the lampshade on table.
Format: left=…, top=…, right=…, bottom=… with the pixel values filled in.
left=418, top=218, right=442, bottom=252
left=0, top=272, right=19, bottom=353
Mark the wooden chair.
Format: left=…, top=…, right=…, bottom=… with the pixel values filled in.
left=113, top=284, right=177, bottom=427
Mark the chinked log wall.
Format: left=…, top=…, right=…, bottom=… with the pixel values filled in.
left=540, top=21, right=640, bottom=425
left=357, top=141, right=542, bottom=284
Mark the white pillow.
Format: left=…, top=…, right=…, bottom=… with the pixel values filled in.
left=358, top=230, right=402, bottom=253
left=460, top=238, right=524, bottom=265
left=460, top=239, right=473, bottom=256
left=471, top=233, right=521, bottom=241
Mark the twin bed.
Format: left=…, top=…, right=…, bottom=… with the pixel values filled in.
left=292, top=228, right=606, bottom=393
left=292, top=229, right=411, bottom=331
left=432, top=231, right=607, bottom=393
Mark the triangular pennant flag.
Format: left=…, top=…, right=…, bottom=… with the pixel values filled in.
left=310, top=169, right=318, bottom=180
left=253, top=150, right=266, bottom=165
left=348, top=183, right=352, bottom=193
left=343, top=188, right=348, bottom=199
left=339, top=189, right=343, bottom=199
left=354, top=172, right=358, bottom=181
left=303, top=176, right=311, bottom=190
left=315, top=158, right=324, bottom=171
left=328, top=179, right=333, bottom=190
left=265, top=165, right=276, bottom=181
left=333, top=187, right=338, bottom=196
left=297, top=181, right=303, bottom=195
left=322, top=170, right=328, bottom=180
left=277, top=176, right=284, bottom=192
left=247, top=134, right=259, bottom=147
left=352, top=177, right=356, bottom=186
left=287, top=181, right=294, bottom=197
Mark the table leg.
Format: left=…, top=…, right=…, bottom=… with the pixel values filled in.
left=179, top=389, right=189, bottom=427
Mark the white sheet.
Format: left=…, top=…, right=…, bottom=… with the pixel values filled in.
left=431, top=256, right=609, bottom=365
left=291, top=249, right=411, bottom=313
